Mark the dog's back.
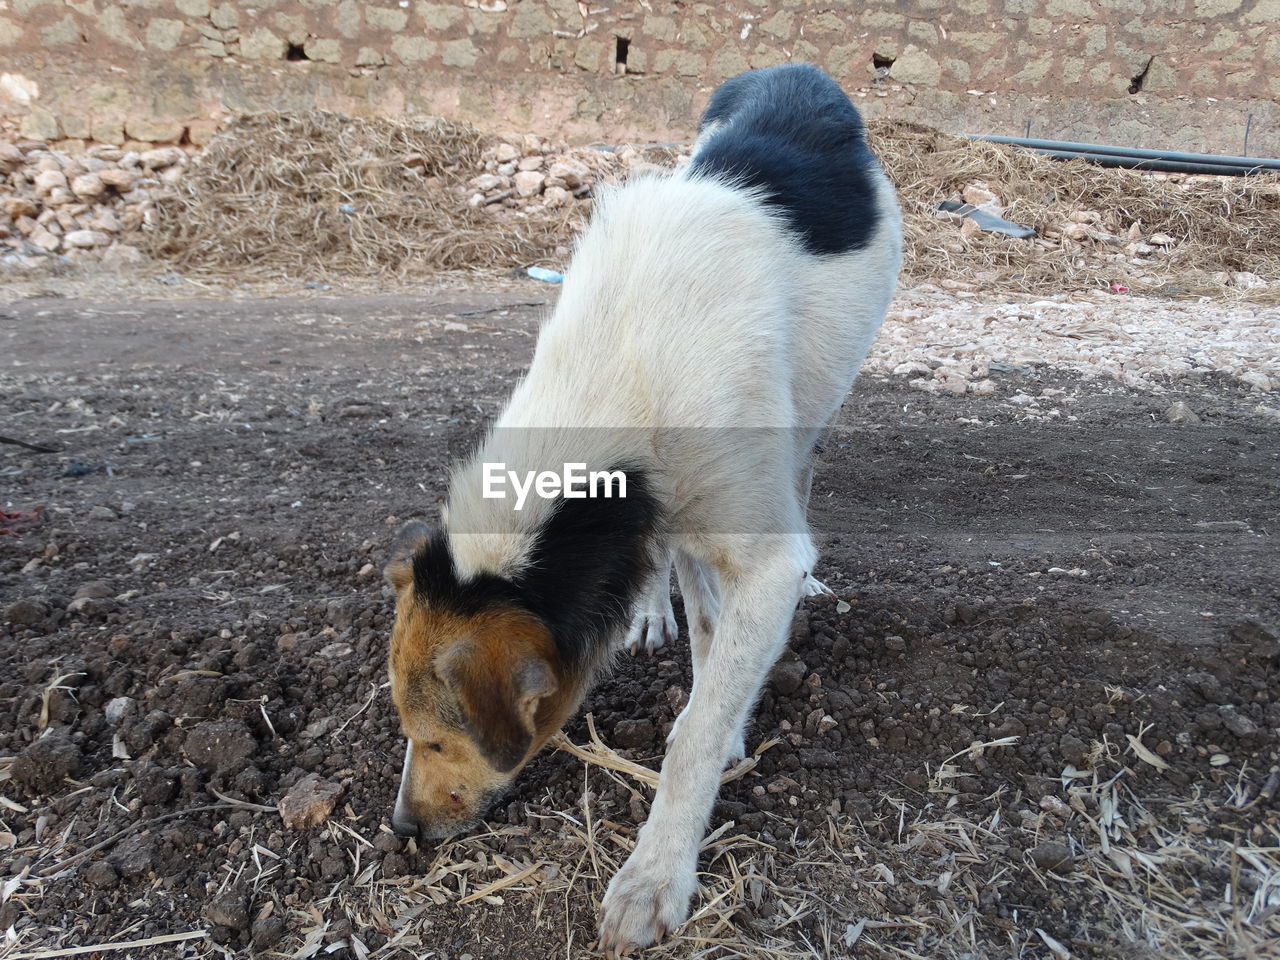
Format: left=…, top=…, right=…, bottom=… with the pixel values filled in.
left=689, top=62, right=888, bottom=259
left=685, top=63, right=903, bottom=432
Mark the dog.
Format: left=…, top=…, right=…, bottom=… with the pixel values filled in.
left=383, top=63, right=902, bottom=952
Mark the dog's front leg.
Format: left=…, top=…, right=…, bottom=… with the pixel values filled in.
left=599, top=547, right=807, bottom=952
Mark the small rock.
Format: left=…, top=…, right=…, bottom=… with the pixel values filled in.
left=612, top=718, right=655, bottom=749
left=98, top=167, right=139, bottom=189
left=1165, top=401, right=1200, bottom=424
left=547, top=158, right=590, bottom=189
left=84, top=860, right=119, bottom=889
left=1239, top=371, right=1272, bottom=392
left=962, top=183, right=1000, bottom=208
left=33, top=169, right=68, bottom=196
left=769, top=659, right=807, bottom=695
left=3, top=196, right=38, bottom=218
left=543, top=185, right=572, bottom=207
left=105, top=696, right=134, bottom=725
left=74, top=581, right=114, bottom=602
left=513, top=170, right=546, bottom=197
left=70, top=173, right=105, bottom=198
left=64, top=229, right=110, bottom=249
left=1218, top=704, right=1259, bottom=738
left=4, top=598, right=50, bottom=628
left=1028, top=840, right=1075, bottom=874
left=278, top=774, right=344, bottom=829
left=251, top=916, right=287, bottom=949
left=203, top=887, right=250, bottom=929
left=494, top=142, right=520, bottom=163
left=517, top=155, right=544, bottom=171
left=318, top=641, right=353, bottom=659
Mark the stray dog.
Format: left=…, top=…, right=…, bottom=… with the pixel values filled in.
left=383, top=64, right=901, bottom=951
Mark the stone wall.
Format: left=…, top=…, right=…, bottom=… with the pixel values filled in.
left=2, top=0, right=1277, bottom=155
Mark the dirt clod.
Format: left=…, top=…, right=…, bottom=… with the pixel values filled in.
left=203, top=887, right=250, bottom=929
left=11, top=733, right=82, bottom=794
left=251, top=915, right=288, bottom=949
left=1029, top=841, right=1076, bottom=874
left=181, top=719, right=256, bottom=771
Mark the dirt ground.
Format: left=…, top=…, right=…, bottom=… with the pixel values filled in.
left=1, top=284, right=1277, bottom=960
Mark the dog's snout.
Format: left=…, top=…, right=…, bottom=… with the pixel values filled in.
left=391, top=809, right=422, bottom=838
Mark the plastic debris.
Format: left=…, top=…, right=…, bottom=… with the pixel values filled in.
left=937, top=200, right=1037, bottom=239
left=526, top=266, right=564, bottom=283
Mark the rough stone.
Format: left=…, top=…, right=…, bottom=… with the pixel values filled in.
left=305, top=37, right=342, bottom=63
left=891, top=45, right=943, bottom=85
left=509, top=2, right=554, bottom=38
left=125, top=117, right=185, bottom=143
left=146, top=18, right=186, bottom=51
left=70, top=173, right=105, bottom=199
left=20, top=108, right=61, bottom=143
left=513, top=170, right=545, bottom=197
left=391, top=35, right=435, bottom=62
left=1165, top=401, right=1200, bottom=424
left=240, top=27, right=286, bottom=60
left=64, top=229, right=110, bottom=249
left=278, top=774, right=344, bottom=829
left=418, top=2, right=465, bottom=31
left=443, top=38, right=479, bottom=68
left=366, top=6, right=408, bottom=31
left=210, top=3, right=239, bottom=28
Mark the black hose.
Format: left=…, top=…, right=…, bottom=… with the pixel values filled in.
left=1030, top=149, right=1264, bottom=177
left=968, top=134, right=1280, bottom=175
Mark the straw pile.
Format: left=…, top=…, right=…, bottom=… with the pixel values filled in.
left=869, top=120, right=1280, bottom=301
left=137, top=111, right=1280, bottom=301
left=143, top=112, right=572, bottom=278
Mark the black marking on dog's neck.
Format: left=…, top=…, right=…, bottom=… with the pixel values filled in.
left=689, top=63, right=883, bottom=257
left=412, top=466, right=663, bottom=667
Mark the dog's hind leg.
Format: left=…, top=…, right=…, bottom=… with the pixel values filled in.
left=600, top=536, right=812, bottom=950
left=624, top=550, right=677, bottom=655
left=797, top=437, right=835, bottom=597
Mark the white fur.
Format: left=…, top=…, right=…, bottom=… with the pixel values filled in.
left=443, top=164, right=901, bottom=949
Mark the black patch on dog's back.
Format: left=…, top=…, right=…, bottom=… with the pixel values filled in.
left=689, top=63, right=882, bottom=256
left=413, top=466, right=662, bottom=667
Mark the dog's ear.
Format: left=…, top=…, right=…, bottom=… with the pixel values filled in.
left=438, top=615, right=558, bottom=772
left=384, top=520, right=433, bottom=592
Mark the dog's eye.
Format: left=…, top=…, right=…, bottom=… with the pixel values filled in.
left=427, top=743, right=443, bottom=753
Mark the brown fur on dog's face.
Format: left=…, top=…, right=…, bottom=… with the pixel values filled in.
left=385, top=533, right=583, bottom=838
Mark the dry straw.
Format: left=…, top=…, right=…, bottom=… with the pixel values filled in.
left=145, top=111, right=1280, bottom=302
left=868, top=120, right=1280, bottom=301
left=144, top=112, right=570, bottom=278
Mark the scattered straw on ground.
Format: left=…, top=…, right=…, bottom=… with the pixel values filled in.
left=143, top=112, right=571, bottom=279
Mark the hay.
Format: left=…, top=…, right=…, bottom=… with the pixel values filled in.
left=143, top=110, right=1280, bottom=301
left=868, top=120, right=1280, bottom=301
left=144, top=112, right=570, bottom=279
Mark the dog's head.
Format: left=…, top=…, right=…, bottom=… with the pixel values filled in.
left=383, top=522, right=574, bottom=839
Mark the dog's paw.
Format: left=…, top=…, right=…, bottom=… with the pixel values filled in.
left=624, top=606, right=677, bottom=655
left=598, top=843, right=696, bottom=954
left=802, top=574, right=834, bottom=597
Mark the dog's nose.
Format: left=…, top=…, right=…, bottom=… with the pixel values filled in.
left=391, top=810, right=421, bottom=838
